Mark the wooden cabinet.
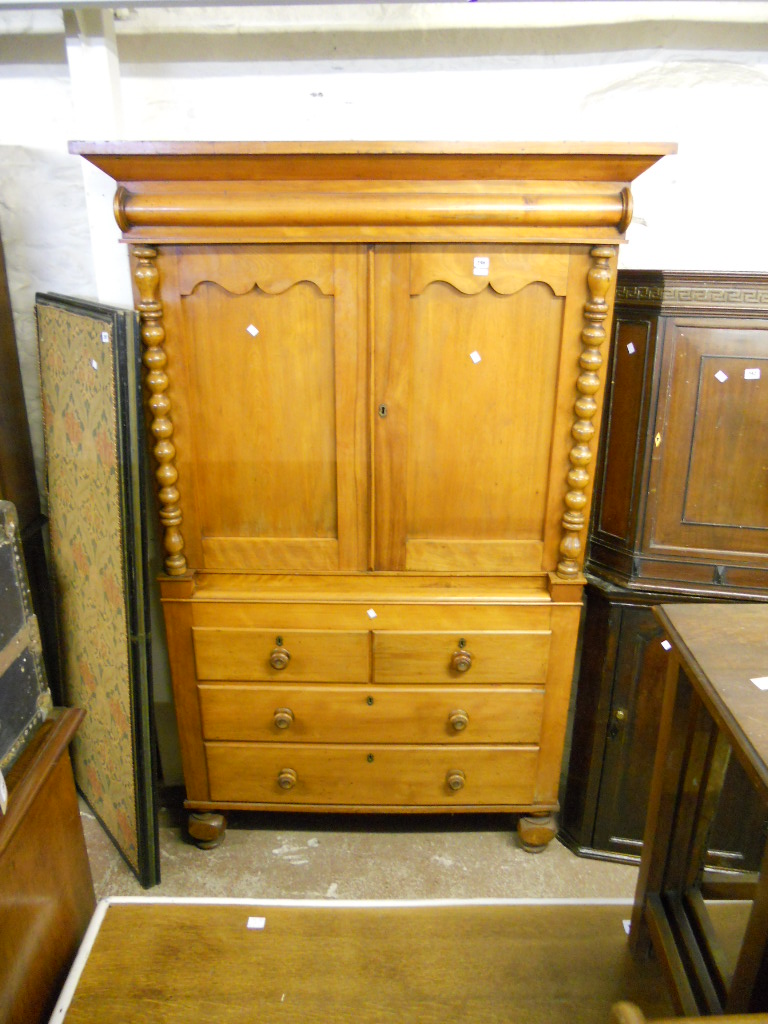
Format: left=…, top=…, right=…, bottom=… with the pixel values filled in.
left=562, top=271, right=768, bottom=863
left=561, top=577, right=766, bottom=868
left=589, top=271, right=768, bottom=596
left=0, top=709, right=96, bottom=1024
left=72, top=142, right=673, bottom=849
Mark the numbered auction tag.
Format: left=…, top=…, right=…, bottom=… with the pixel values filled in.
left=473, top=257, right=490, bottom=276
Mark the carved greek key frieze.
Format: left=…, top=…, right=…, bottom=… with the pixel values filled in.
left=556, top=246, right=614, bottom=580
left=132, top=246, right=187, bottom=576
left=615, top=272, right=768, bottom=316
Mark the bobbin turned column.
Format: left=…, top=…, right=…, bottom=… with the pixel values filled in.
left=131, top=245, right=187, bottom=577
left=557, top=245, right=615, bottom=580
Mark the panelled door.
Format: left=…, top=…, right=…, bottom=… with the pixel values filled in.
left=164, top=245, right=369, bottom=573
left=646, top=320, right=768, bottom=562
left=372, top=244, right=584, bottom=574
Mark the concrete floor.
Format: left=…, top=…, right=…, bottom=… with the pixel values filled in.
left=82, top=803, right=639, bottom=902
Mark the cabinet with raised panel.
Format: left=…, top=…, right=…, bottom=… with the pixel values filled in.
left=72, top=142, right=673, bottom=849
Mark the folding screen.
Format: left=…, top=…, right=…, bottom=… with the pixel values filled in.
left=37, top=293, right=158, bottom=887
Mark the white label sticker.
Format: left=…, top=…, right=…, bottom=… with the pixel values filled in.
left=715, top=370, right=728, bottom=383
left=745, top=368, right=761, bottom=380
left=751, top=677, right=768, bottom=691
left=100, top=331, right=110, bottom=344
left=623, top=919, right=631, bottom=935
left=90, top=359, right=98, bottom=370
left=470, top=351, right=482, bottom=364
left=473, top=257, right=490, bottom=276
left=246, top=324, right=259, bottom=337
left=366, top=608, right=377, bottom=619
left=626, top=342, right=636, bottom=355
left=247, top=916, right=266, bottom=930
left=661, top=640, right=672, bottom=651
left=0, top=769, right=7, bottom=815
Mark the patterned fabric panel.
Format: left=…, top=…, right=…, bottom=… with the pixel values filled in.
left=37, top=304, right=139, bottom=873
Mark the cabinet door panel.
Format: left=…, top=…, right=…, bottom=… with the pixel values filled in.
left=647, top=323, right=768, bottom=558
left=374, top=246, right=569, bottom=572
left=173, top=246, right=368, bottom=571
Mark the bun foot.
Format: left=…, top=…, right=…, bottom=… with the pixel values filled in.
left=517, top=813, right=557, bottom=853
left=188, top=811, right=227, bottom=849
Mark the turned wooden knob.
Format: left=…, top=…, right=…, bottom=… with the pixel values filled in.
left=446, top=769, right=466, bottom=791
left=274, top=707, right=294, bottom=730
left=277, top=768, right=298, bottom=790
left=270, top=647, right=291, bottom=670
left=450, top=649, right=472, bottom=673
left=448, top=709, right=469, bottom=732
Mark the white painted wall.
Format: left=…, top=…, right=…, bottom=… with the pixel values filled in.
left=3, top=3, right=768, bottom=462
left=1, top=1, right=767, bottom=782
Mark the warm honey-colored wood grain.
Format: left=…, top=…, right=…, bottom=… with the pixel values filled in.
left=557, top=245, right=616, bottom=579
left=534, top=603, right=584, bottom=803
left=205, top=742, right=538, bottom=805
left=188, top=572, right=556, bottom=603
left=0, top=710, right=95, bottom=1024
left=166, top=245, right=369, bottom=573
left=61, top=901, right=674, bottom=1024
left=70, top=141, right=671, bottom=245
left=116, top=188, right=630, bottom=232
left=132, top=245, right=187, bottom=575
left=201, top=537, right=341, bottom=572
left=373, top=246, right=567, bottom=573
left=161, top=594, right=211, bottom=800
left=193, top=627, right=371, bottom=683
left=76, top=142, right=674, bottom=835
left=181, top=263, right=338, bottom=547
left=198, top=683, right=545, bottom=744
left=372, top=630, right=550, bottom=684
left=191, top=599, right=555, bottom=631
left=405, top=539, right=545, bottom=572
left=71, top=138, right=677, bottom=177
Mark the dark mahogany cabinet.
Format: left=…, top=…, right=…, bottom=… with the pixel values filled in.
left=588, top=270, right=768, bottom=597
left=562, top=272, right=768, bottom=864
left=561, top=577, right=766, bottom=868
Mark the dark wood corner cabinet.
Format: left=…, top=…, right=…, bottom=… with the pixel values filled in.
left=70, top=142, right=674, bottom=851
left=562, top=271, right=768, bottom=864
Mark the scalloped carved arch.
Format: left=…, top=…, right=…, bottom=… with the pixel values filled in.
left=410, top=250, right=569, bottom=298
left=177, top=252, right=336, bottom=298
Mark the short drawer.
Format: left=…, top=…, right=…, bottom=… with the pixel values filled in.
left=198, top=684, right=545, bottom=744
left=373, top=631, right=550, bottom=684
left=205, top=743, right=538, bottom=806
left=192, top=628, right=370, bottom=682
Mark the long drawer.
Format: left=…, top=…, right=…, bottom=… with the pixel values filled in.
left=198, top=684, right=545, bottom=744
left=205, top=743, right=538, bottom=806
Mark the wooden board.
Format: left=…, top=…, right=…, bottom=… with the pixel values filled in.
left=58, top=900, right=674, bottom=1024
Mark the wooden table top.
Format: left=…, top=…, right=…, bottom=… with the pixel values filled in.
left=58, top=900, right=673, bottom=1024
left=655, top=603, right=768, bottom=796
